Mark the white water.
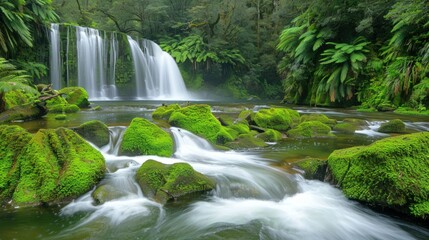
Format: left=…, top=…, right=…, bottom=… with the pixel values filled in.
left=54, top=127, right=426, bottom=239
left=50, top=23, right=61, bottom=90
left=49, top=24, right=189, bottom=101
left=355, top=121, right=390, bottom=137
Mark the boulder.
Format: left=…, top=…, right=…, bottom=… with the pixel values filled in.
left=287, top=121, right=333, bottom=138
left=0, top=125, right=33, bottom=202
left=225, top=132, right=268, bottom=149
left=300, top=114, right=336, bottom=128
left=327, top=132, right=429, bottom=220
left=2, top=89, right=38, bottom=111
left=333, top=118, right=368, bottom=133
left=58, top=87, right=90, bottom=108
left=120, top=118, right=173, bottom=157
left=253, top=108, right=300, bottom=131
left=0, top=103, right=47, bottom=123
left=136, top=160, right=215, bottom=204
left=92, top=184, right=127, bottom=205
left=152, top=104, right=181, bottom=121
left=378, top=119, right=406, bottom=133
left=8, top=128, right=105, bottom=206
left=256, top=129, right=283, bottom=142
left=74, top=120, right=110, bottom=147
left=168, top=104, right=233, bottom=144
left=293, top=158, right=327, bottom=181
left=46, top=95, right=80, bottom=113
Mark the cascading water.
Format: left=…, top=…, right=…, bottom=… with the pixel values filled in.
left=51, top=127, right=428, bottom=240
left=49, top=24, right=189, bottom=100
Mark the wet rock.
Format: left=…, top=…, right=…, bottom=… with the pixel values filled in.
left=327, top=132, right=429, bottom=220
left=120, top=118, right=173, bottom=157
left=293, top=158, right=327, bottom=181
left=92, top=184, right=127, bottom=205
left=300, top=114, right=337, bottom=128
left=136, top=160, right=215, bottom=204
left=74, top=120, right=110, bottom=147
left=287, top=121, right=333, bottom=138
left=378, top=119, right=405, bottom=133
left=333, top=118, right=368, bottom=133
left=256, top=129, right=283, bottom=142
left=225, top=132, right=268, bottom=149
left=253, top=108, right=300, bottom=131
left=152, top=104, right=181, bottom=121
left=58, top=87, right=90, bottom=108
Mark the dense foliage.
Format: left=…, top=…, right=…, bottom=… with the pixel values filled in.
left=0, top=0, right=427, bottom=108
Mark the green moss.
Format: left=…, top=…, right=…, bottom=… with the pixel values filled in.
left=327, top=132, right=429, bottom=219
left=287, top=121, right=333, bottom=138
left=120, top=118, right=173, bottom=157
left=168, top=104, right=233, bottom=144
left=58, top=87, right=90, bottom=108
left=333, top=118, right=368, bottom=133
left=378, top=119, right=405, bottom=133
left=152, top=104, right=181, bottom=120
left=74, top=120, right=110, bottom=147
left=12, top=128, right=105, bottom=205
left=394, top=107, right=429, bottom=116
left=410, top=201, right=429, bottom=218
left=3, top=90, right=38, bottom=111
left=294, top=158, right=327, bottom=180
left=48, top=103, right=80, bottom=113
left=377, top=102, right=397, bottom=112
left=224, top=133, right=268, bottom=149
left=92, top=184, right=127, bottom=205
left=253, top=108, right=299, bottom=131
left=135, top=160, right=215, bottom=204
left=257, top=129, right=282, bottom=142
left=238, top=109, right=254, bottom=122
left=55, top=114, right=67, bottom=120
left=300, top=114, right=336, bottom=128
left=0, top=125, right=33, bottom=203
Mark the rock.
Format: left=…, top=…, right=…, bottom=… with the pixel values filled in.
left=225, top=133, right=268, bottom=149
left=152, top=104, right=181, bottom=121
left=0, top=125, right=33, bottom=203
left=168, top=104, right=233, bottom=144
left=120, top=118, right=173, bottom=157
left=256, top=129, right=283, bottom=142
left=46, top=95, right=80, bottom=113
left=238, top=109, right=255, bottom=123
left=58, top=87, right=90, bottom=108
left=293, top=158, right=327, bottom=181
left=327, top=132, right=429, bottom=220
left=92, top=184, right=127, bottom=205
left=135, top=160, right=215, bottom=204
left=378, top=119, right=405, bottom=133
left=377, top=102, right=397, bottom=112
left=9, top=128, right=105, bottom=206
left=2, top=89, right=38, bottom=111
left=55, top=114, right=66, bottom=120
left=74, top=120, right=110, bottom=147
left=287, top=121, right=333, bottom=138
left=333, top=118, right=368, bottom=133
left=0, top=103, right=47, bottom=123
left=300, top=114, right=337, bottom=128
left=253, top=108, right=300, bottom=131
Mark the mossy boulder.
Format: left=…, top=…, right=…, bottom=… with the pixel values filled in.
left=135, top=160, right=215, bottom=204
left=2, top=89, right=38, bottom=111
left=327, top=132, right=429, bottom=219
left=378, top=119, right=406, bottom=133
left=256, top=129, right=282, bottom=142
left=46, top=95, right=80, bottom=113
left=152, top=104, right=181, bottom=121
left=10, top=128, right=105, bottom=206
left=377, top=102, right=397, bottom=112
left=120, top=118, right=173, bottom=157
left=91, top=184, right=127, bottom=205
left=293, top=158, right=327, bottom=181
left=300, top=114, right=336, bottom=128
left=333, top=118, right=368, bottom=133
left=74, top=120, right=110, bottom=147
left=0, top=125, right=33, bottom=202
left=225, top=133, right=268, bottom=149
left=238, top=109, right=255, bottom=123
left=253, top=108, right=299, bottom=131
left=58, top=87, right=90, bottom=108
left=287, top=121, right=333, bottom=138
left=0, top=103, right=47, bottom=123
left=168, top=104, right=233, bottom=144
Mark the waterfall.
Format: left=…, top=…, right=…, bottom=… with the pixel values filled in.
left=49, top=23, right=61, bottom=90
left=49, top=24, right=189, bottom=100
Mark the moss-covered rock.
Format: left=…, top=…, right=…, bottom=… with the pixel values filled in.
left=2, top=90, right=38, bottom=111
left=224, top=133, right=268, bottom=149
left=378, top=119, right=406, bottom=133
left=152, top=104, right=181, bottom=121
left=0, top=103, right=47, bottom=123
left=327, top=132, right=429, bottom=219
left=168, top=104, right=233, bottom=144
left=238, top=109, right=255, bottom=123
left=300, top=114, right=336, bottom=128
left=333, top=118, right=368, bottom=133
left=0, top=125, right=33, bottom=203
left=120, top=118, right=173, bottom=157
left=377, top=102, right=397, bottom=112
left=74, top=120, right=110, bottom=147
left=92, top=184, right=127, bottom=205
left=11, top=128, right=105, bottom=205
left=45, top=95, right=80, bottom=113
left=256, top=129, right=282, bottom=142
left=135, top=160, right=215, bottom=204
left=253, top=108, right=299, bottom=131
left=287, top=121, right=333, bottom=138
left=54, top=114, right=66, bottom=120
left=293, top=158, right=327, bottom=181
left=58, top=87, right=90, bottom=108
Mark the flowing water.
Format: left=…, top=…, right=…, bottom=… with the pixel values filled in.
left=1, top=103, right=429, bottom=239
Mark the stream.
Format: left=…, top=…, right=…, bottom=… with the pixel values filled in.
left=1, top=102, right=429, bottom=239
